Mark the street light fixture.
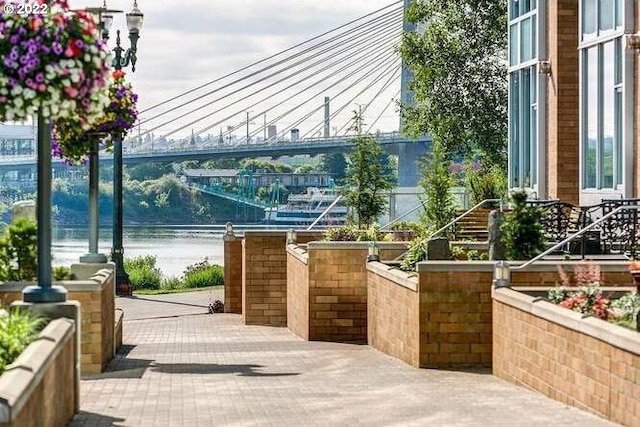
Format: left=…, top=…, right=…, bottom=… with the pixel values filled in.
left=100, top=0, right=144, bottom=295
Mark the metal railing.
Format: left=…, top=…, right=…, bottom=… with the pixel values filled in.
left=306, top=195, right=343, bottom=230
left=393, top=198, right=503, bottom=261
left=510, top=204, right=640, bottom=272
left=380, top=200, right=427, bottom=230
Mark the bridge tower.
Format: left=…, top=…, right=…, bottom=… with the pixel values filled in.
left=396, top=0, right=428, bottom=187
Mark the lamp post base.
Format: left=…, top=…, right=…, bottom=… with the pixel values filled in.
left=112, top=249, right=132, bottom=296
left=23, top=285, right=68, bottom=303
left=79, top=253, right=109, bottom=264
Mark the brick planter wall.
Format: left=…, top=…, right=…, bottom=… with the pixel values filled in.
left=224, top=235, right=243, bottom=314
left=368, top=262, right=420, bottom=366
left=287, top=241, right=408, bottom=343
left=242, top=231, right=325, bottom=326
left=0, top=269, right=115, bottom=374
left=493, top=285, right=640, bottom=426
left=0, top=318, right=77, bottom=427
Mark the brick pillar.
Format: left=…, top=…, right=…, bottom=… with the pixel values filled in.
left=546, top=1, right=579, bottom=204
left=223, top=235, right=243, bottom=314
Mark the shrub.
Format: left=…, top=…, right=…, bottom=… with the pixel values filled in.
left=160, top=276, right=183, bottom=291
left=611, top=292, right=640, bottom=324
left=464, top=163, right=507, bottom=207
left=182, top=260, right=224, bottom=289
left=400, top=236, right=428, bottom=272
left=419, top=142, right=457, bottom=237
left=324, top=225, right=389, bottom=242
left=501, top=190, right=545, bottom=260
left=53, top=265, right=73, bottom=281
left=125, top=255, right=162, bottom=290
left=0, top=218, right=37, bottom=282
left=0, top=308, right=46, bottom=375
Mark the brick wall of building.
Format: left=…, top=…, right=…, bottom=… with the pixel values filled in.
left=367, top=263, right=420, bottom=367
left=546, top=0, right=579, bottom=204
left=242, top=231, right=325, bottom=326
left=224, top=236, right=243, bottom=314
left=494, top=286, right=640, bottom=426
left=0, top=269, right=115, bottom=374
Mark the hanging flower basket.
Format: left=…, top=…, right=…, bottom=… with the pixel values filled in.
left=53, top=70, right=138, bottom=162
left=0, top=0, right=111, bottom=126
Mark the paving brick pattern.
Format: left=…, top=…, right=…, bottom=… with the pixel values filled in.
left=70, top=291, right=619, bottom=426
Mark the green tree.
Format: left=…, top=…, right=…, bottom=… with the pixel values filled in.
left=240, top=159, right=293, bottom=173
left=501, top=190, right=545, bottom=260
left=126, top=161, right=174, bottom=181
left=319, top=152, right=348, bottom=181
left=400, top=0, right=508, bottom=167
left=343, top=112, right=395, bottom=228
left=419, top=142, right=456, bottom=235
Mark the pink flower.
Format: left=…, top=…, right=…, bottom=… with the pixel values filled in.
left=64, top=86, right=78, bottom=98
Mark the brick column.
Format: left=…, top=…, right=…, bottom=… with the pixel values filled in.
left=546, top=1, right=579, bottom=204
left=223, top=235, right=243, bottom=314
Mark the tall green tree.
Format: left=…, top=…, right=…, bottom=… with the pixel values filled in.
left=343, top=112, right=395, bottom=228
left=400, top=0, right=508, bottom=168
left=419, top=142, right=456, bottom=235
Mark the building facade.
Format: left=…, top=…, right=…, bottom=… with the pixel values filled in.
left=508, top=0, right=636, bottom=206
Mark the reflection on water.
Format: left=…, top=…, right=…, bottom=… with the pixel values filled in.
left=52, top=225, right=290, bottom=278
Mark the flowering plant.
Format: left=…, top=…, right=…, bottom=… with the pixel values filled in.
left=628, top=260, right=640, bottom=272
left=52, top=70, right=138, bottom=162
left=548, top=264, right=612, bottom=321
left=0, top=0, right=111, bottom=125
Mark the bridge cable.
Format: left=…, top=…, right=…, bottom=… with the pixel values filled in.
left=190, top=29, right=403, bottom=145
left=146, top=17, right=402, bottom=139
left=138, top=6, right=403, bottom=125
left=139, top=1, right=402, bottom=114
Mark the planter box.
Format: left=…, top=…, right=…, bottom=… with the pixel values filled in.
left=287, top=241, right=408, bottom=343
left=493, top=285, right=640, bottom=426
left=0, top=269, right=116, bottom=374
left=0, top=318, right=77, bottom=427
left=241, top=231, right=325, bottom=326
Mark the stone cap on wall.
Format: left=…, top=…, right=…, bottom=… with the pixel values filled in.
left=0, top=268, right=114, bottom=292
left=493, top=286, right=640, bottom=356
left=0, top=318, right=75, bottom=423
left=417, top=260, right=631, bottom=273
left=286, top=244, right=309, bottom=265
left=367, top=261, right=417, bottom=292
left=307, top=241, right=408, bottom=250
left=242, top=230, right=326, bottom=238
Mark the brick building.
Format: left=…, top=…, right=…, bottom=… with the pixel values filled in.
left=508, top=0, right=637, bottom=205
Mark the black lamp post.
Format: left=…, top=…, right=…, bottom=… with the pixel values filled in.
left=100, top=0, right=144, bottom=295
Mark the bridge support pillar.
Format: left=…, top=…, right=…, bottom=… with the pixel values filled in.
left=397, top=142, right=427, bottom=187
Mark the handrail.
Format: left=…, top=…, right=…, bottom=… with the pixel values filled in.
left=511, top=204, right=640, bottom=271
left=425, top=198, right=503, bottom=241
left=393, top=198, right=503, bottom=261
left=380, top=200, right=427, bottom=230
left=306, top=195, right=343, bottom=230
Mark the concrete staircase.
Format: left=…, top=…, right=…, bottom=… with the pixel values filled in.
left=453, top=208, right=491, bottom=242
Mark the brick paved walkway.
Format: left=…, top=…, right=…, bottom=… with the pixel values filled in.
left=69, top=290, right=618, bottom=426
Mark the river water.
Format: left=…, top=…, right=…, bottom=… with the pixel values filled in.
left=52, top=225, right=287, bottom=278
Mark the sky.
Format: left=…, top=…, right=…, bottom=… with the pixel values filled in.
left=72, top=0, right=404, bottom=140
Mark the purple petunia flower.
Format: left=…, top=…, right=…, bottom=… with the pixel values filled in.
left=10, top=35, right=19, bottom=44
left=35, top=73, right=44, bottom=83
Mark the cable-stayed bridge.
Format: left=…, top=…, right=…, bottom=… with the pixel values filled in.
left=0, top=0, right=428, bottom=185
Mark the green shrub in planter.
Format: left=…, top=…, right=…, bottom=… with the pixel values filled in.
left=0, top=309, right=46, bottom=375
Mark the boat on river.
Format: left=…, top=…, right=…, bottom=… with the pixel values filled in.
left=264, top=187, right=348, bottom=226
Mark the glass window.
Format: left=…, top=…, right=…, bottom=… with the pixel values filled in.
left=582, top=0, right=597, bottom=39
left=602, top=42, right=614, bottom=188
left=521, top=18, right=533, bottom=62
left=614, top=37, right=622, bottom=84
left=599, top=0, right=614, bottom=31
left=510, top=0, right=519, bottom=20
left=510, top=24, right=519, bottom=66
left=615, top=88, right=622, bottom=185
left=584, top=47, right=597, bottom=189
left=510, top=73, right=520, bottom=187
left=615, top=0, right=622, bottom=27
